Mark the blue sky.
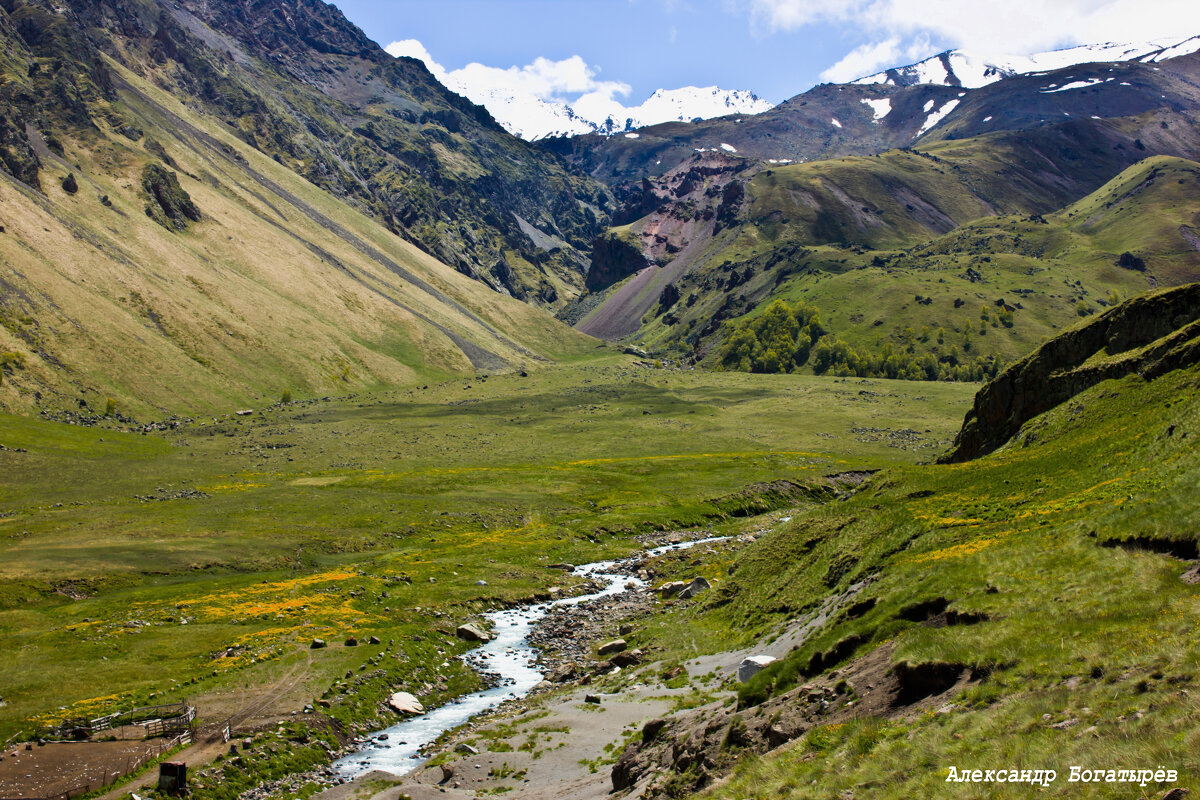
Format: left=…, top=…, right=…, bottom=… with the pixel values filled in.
left=333, top=0, right=861, bottom=104
left=331, top=0, right=1198, bottom=105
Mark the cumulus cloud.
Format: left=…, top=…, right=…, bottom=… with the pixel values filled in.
left=386, top=39, right=447, bottom=77
left=741, top=0, right=1200, bottom=80
left=385, top=39, right=630, bottom=107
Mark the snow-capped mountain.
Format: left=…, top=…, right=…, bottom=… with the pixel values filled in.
left=451, top=83, right=772, bottom=141
left=854, top=35, right=1200, bottom=89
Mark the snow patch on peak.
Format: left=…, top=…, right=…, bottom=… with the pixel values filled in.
left=853, top=36, right=1200, bottom=90
left=916, top=99, right=960, bottom=137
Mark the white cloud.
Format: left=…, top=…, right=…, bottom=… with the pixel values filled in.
left=741, top=0, right=1200, bottom=80
left=819, top=33, right=931, bottom=82
left=386, top=39, right=630, bottom=106
left=385, top=39, right=447, bottom=78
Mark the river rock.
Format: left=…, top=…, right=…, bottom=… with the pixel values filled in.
left=548, top=664, right=578, bottom=683
left=598, top=639, right=627, bottom=656
left=456, top=623, right=491, bottom=642
left=737, top=655, right=777, bottom=682
left=659, top=581, right=687, bottom=598
left=387, top=691, right=424, bottom=714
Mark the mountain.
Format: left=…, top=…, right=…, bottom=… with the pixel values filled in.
left=853, top=36, right=1200, bottom=88
left=562, top=39, right=1200, bottom=367
left=432, top=80, right=773, bottom=141
left=571, top=141, right=1200, bottom=371
left=0, top=0, right=604, bottom=417
left=23, top=0, right=616, bottom=310
left=548, top=33, right=1200, bottom=188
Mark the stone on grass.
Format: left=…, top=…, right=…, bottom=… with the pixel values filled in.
left=597, top=639, right=627, bottom=656
left=387, top=692, right=424, bottom=715
left=456, top=623, right=491, bottom=642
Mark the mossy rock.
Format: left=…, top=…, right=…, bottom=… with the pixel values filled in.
left=142, top=164, right=200, bottom=231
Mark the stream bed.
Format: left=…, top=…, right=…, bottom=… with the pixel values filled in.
left=334, top=536, right=726, bottom=778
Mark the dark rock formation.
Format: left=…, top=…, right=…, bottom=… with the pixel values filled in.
left=941, top=283, right=1200, bottom=462
left=586, top=231, right=650, bottom=292
left=142, top=164, right=201, bottom=231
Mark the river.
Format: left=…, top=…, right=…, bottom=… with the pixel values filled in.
left=334, top=536, right=726, bottom=778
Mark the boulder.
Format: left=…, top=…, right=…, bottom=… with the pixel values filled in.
left=344, top=636, right=358, bottom=647
left=597, top=639, right=627, bottom=656
left=622, top=345, right=649, bottom=358
left=658, top=581, right=688, bottom=598
left=456, top=623, right=491, bottom=642
left=679, top=577, right=711, bottom=599
left=310, top=638, right=326, bottom=649
left=609, top=649, right=643, bottom=668
left=387, top=691, right=424, bottom=715
left=548, top=664, right=578, bottom=683
left=737, top=655, right=777, bottom=682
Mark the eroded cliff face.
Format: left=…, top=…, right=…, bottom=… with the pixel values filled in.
left=941, top=283, right=1200, bottom=463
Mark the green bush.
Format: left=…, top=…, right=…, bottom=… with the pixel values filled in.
left=717, top=300, right=824, bottom=373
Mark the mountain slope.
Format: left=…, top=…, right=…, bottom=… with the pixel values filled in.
left=854, top=36, right=1200, bottom=88
left=572, top=116, right=1200, bottom=350
left=548, top=35, right=1200, bottom=189
left=609, top=283, right=1200, bottom=800
left=1, top=0, right=615, bottom=308
left=0, top=24, right=597, bottom=418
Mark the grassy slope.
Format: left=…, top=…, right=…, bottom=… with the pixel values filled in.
left=0, top=57, right=596, bottom=418
left=633, top=157, right=1199, bottom=374
left=0, top=361, right=974, bottom=752
left=621, top=355, right=1200, bottom=797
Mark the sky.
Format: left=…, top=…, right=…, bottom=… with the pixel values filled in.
left=331, top=0, right=1200, bottom=108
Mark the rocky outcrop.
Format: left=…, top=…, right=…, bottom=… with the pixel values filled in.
left=142, top=164, right=201, bottom=231
left=586, top=230, right=650, bottom=292
left=612, top=642, right=977, bottom=798
left=941, top=283, right=1200, bottom=462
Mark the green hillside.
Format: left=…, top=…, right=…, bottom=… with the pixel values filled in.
left=0, top=55, right=599, bottom=418
left=617, top=155, right=1200, bottom=382
left=606, top=284, right=1200, bottom=800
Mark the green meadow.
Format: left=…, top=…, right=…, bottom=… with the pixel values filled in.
left=0, top=358, right=974, bottom=763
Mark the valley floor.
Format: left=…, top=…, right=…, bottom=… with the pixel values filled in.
left=0, top=359, right=972, bottom=800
